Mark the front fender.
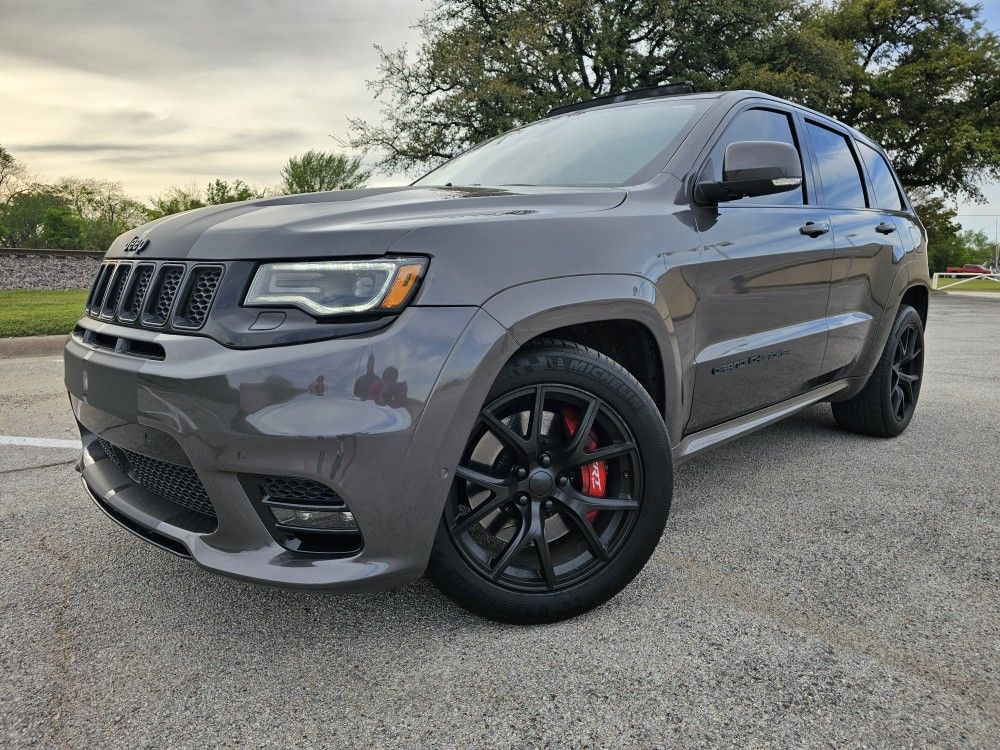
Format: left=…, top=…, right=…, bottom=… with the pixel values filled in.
left=481, top=274, right=686, bottom=443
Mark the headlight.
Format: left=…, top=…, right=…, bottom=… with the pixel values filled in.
left=244, top=258, right=427, bottom=316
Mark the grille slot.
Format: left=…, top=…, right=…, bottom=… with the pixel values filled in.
left=87, top=264, right=115, bottom=314
left=101, top=263, right=132, bottom=319
left=173, top=266, right=223, bottom=329
left=99, top=439, right=216, bottom=518
left=141, top=265, right=185, bottom=327
left=118, top=263, right=155, bottom=322
left=259, top=476, right=346, bottom=507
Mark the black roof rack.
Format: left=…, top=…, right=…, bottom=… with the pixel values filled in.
left=546, top=81, right=695, bottom=117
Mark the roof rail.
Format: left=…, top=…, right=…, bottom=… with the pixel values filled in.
left=546, top=81, right=695, bottom=117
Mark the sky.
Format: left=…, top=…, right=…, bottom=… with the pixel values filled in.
left=1, top=0, right=999, bottom=238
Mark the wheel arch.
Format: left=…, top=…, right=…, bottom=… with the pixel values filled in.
left=481, top=274, right=685, bottom=444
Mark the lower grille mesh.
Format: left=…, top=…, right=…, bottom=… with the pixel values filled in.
left=260, top=476, right=345, bottom=507
left=99, top=439, right=216, bottom=518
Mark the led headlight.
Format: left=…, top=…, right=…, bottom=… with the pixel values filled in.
left=244, top=258, right=427, bottom=317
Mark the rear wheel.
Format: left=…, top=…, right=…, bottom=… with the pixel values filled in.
left=426, top=339, right=671, bottom=623
left=832, top=304, right=924, bottom=437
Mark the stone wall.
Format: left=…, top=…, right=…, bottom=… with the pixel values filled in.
left=0, top=252, right=102, bottom=291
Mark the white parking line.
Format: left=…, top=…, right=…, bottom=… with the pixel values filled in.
left=0, top=435, right=81, bottom=449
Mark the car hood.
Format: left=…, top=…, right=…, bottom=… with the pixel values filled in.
left=106, top=185, right=627, bottom=260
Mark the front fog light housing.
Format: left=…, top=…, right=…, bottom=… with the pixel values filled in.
left=270, top=507, right=358, bottom=531
left=244, top=258, right=427, bottom=317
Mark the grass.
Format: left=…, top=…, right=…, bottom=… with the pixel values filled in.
left=0, top=288, right=89, bottom=338
left=934, top=278, right=1000, bottom=292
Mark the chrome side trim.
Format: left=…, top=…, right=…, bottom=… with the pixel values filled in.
left=673, top=379, right=850, bottom=463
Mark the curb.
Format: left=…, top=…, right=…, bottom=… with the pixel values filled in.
left=0, top=334, right=69, bottom=359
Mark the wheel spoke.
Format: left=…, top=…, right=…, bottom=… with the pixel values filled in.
left=452, top=491, right=512, bottom=534
left=455, top=464, right=511, bottom=497
left=556, top=496, right=611, bottom=560
left=481, top=412, right=529, bottom=457
left=534, top=515, right=556, bottom=590
left=564, top=397, right=600, bottom=462
left=892, top=384, right=904, bottom=416
left=569, top=441, right=637, bottom=467
left=898, top=371, right=918, bottom=402
left=489, top=509, right=531, bottom=579
left=563, top=485, right=639, bottom=511
left=525, top=386, right=547, bottom=454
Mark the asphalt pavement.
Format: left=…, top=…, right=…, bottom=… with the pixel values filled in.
left=1, top=293, right=997, bottom=748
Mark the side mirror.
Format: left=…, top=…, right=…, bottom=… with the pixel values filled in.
left=696, top=141, right=802, bottom=204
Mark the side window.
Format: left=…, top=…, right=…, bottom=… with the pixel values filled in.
left=703, top=108, right=805, bottom=206
left=858, top=143, right=904, bottom=211
left=806, top=122, right=867, bottom=209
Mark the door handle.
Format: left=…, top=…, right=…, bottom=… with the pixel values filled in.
left=876, top=221, right=897, bottom=235
left=799, top=221, right=830, bottom=238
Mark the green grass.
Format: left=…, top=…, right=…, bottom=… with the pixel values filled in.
left=0, top=288, right=89, bottom=338
left=934, top=278, right=1000, bottom=292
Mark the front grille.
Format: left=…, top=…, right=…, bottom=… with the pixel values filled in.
left=99, top=439, right=216, bottom=518
left=84, top=261, right=224, bottom=333
left=259, top=476, right=346, bottom=507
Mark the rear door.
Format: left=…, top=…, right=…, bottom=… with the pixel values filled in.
left=804, top=121, right=905, bottom=375
left=688, top=104, right=834, bottom=432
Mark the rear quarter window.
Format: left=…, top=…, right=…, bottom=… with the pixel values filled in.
left=858, top=143, right=904, bottom=211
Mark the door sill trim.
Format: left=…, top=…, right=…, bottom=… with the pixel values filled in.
left=673, top=380, right=850, bottom=463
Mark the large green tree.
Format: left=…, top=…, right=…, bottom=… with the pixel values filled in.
left=351, top=0, right=1000, bottom=202
left=280, top=150, right=371, bottom=194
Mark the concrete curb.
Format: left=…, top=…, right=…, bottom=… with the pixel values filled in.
left=0, top=334, right=69, bottom=359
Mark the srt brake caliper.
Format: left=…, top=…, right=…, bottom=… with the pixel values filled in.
left=560, top=407, right=607, bottom=521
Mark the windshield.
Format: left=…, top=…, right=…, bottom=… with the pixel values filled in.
left=414, top=99, right=705, bottom=188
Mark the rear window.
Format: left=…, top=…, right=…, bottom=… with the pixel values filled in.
left=858, top=143, right=904, bottom=211
left=806, top=122, right=867, bottom=209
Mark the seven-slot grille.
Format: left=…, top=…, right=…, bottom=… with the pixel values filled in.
left=85, top=261, right=224, bottom=331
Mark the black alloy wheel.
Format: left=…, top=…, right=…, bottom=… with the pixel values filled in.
left=890, top=320, right=923, bottom=421
left=832, top=303, right=925, bottom=437
left=445, top=384, right=642, bottom=592
left=427, top=339, right=672, bottom=623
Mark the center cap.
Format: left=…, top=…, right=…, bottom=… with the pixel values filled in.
left=527, top=468, right=555, bottom=497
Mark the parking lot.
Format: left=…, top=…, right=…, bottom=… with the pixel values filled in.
left=1, top=292, right=997, bottom=748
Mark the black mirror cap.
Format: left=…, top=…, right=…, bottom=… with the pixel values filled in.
left=696, top=140, right=803, bottom=204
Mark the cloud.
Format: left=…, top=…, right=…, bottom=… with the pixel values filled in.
left=0, top=0, right=422, bottom=195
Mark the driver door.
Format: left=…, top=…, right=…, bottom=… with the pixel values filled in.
left=687, top=105, right=834, bottom=432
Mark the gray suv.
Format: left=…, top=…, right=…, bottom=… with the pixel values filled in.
left=66, top=86, right=929, bottom=622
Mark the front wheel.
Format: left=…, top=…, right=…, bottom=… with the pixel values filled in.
left=426, top=339, right=672, bottom=623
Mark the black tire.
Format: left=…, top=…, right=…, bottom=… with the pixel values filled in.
left=831, top=304, right=924, bottom=437
left=426, top=338, right=672, bottom=624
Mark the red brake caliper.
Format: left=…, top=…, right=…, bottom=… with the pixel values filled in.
left=560, top=407, right=607, bottom=522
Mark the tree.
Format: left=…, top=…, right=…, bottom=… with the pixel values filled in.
left=0, top=145, right=28, bottom=203
left=205, top=178, right=266, bottom=205
left=814, top=0, right=1000, bottom=202
left=958, top=228, right=998, bottom=266
left=912, top=192, right=966, bottom=272
left=280, top=150, right=371, bottom=194
left=350, top=0, right=1000, bottom=202
left=56, top=178, right=150, bottom=251
left=0, top=188, right=80, bottom=249
left=148, top=185, right=207, bottom=218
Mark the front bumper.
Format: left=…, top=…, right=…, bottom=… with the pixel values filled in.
left=66, top=305, right=510, bottom=591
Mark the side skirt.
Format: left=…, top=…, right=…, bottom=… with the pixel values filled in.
left=672, top=380, right=850, bottom=464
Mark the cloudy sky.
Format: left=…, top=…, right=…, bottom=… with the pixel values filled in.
left=1, top=0, right=998, bottom=237
left=0, top=0, right=423, bottom=196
